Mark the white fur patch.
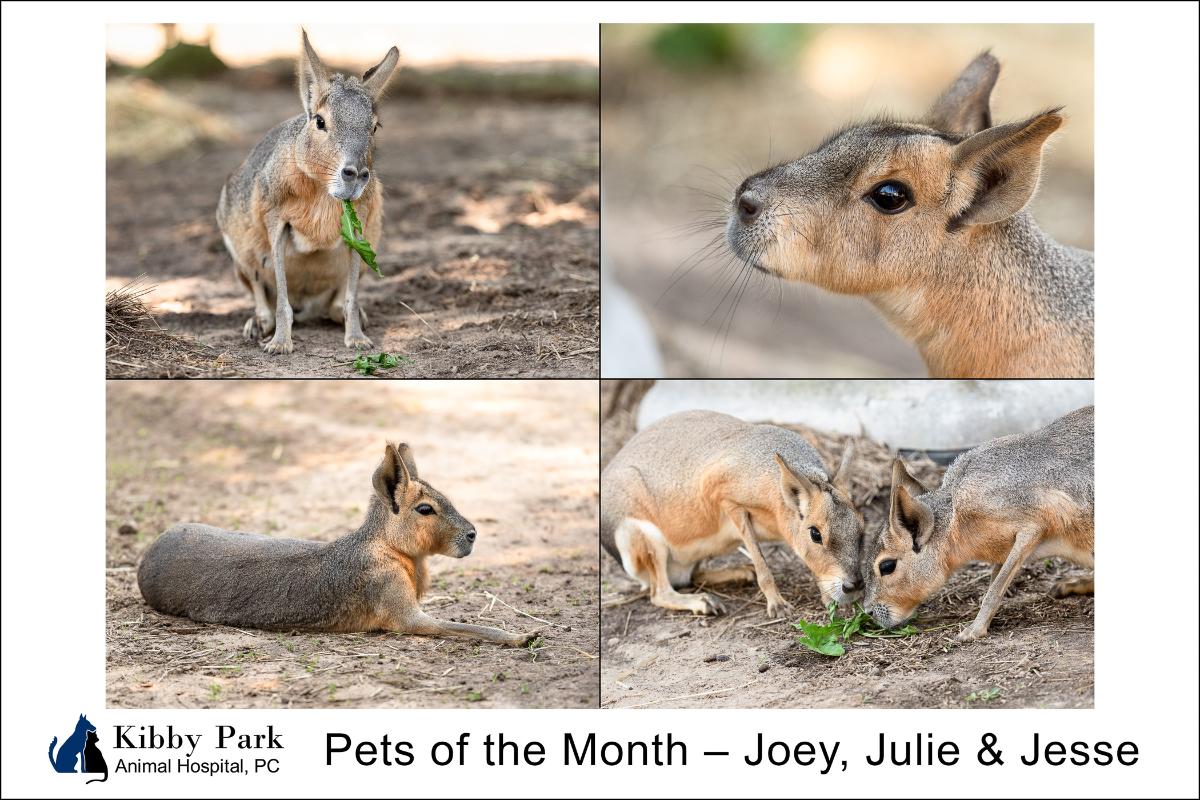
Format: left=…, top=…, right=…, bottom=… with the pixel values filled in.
left=1032, top=538, right=1093, bottom=569
left=616, top=516, right=749, bottom=590
left=290, top=227, right=322, bottom=254
left=613, top=518, right=652, bottom=588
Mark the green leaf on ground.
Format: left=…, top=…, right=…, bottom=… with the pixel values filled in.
left=351, top=352, right=406, bottom=376
left=793, top=602, right=920, bottom=657
left=793, top=617, right=846, bottom=657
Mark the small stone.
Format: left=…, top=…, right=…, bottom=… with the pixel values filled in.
left=703, top=654, right=731, bottom=663
left=608, top=638, right=619, bottom=647
left=758, top=663, right=771, bottom=673
left=118, top=521, right=138, bottom=535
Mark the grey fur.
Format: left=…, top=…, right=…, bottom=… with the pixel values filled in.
left=137, top=447, right=533, bottom=647
left=725, top=52, right=1093, bottom=378
left=215, top=30, right=399, bottom=354
left=877, top=405, right=1093, bottom=556
left=863, top=405, right=1094, bottom=634
left=602, top=410, right=863, bottom=607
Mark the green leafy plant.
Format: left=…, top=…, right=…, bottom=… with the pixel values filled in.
left=351, top=352, right=407, bottom=376
left=793, top=603, right=920, bottom=657
left=340, top=200, right=381, bottom=277
left=793, top=616, right=846, bottom=657
left=966, top=687, right=1002, bottom=702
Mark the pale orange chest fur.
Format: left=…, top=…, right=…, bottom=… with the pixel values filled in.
left=276, top=169, right=382, bottom=253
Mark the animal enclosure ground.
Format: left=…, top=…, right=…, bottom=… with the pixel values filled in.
left=105, top=80, right=598, bottom=378
left=599, top=391, right=1093, bottom=709
left=107, top=381, right=598, bottom=708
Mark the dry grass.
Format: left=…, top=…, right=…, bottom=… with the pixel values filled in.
left=105, top=278, right=235, bottom=378
left=106, top=78, right=235, bottom=162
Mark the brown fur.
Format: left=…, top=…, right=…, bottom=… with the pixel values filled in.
left=729, top=53, right=1092, bottom=378
left=137, top=442, right=535, bottom=647
left=217, top=30, right=397, bottom=354
left=863, top=406, right=1094, bottom=640
left=602, top=410, right=864, bottom=618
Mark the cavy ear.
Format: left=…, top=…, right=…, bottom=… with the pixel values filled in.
left=777, top=453, right=819, bottom=517
left=891, top=458, right=927, bottom=497
left=372, top=442, right=409, bottom=514
left=298, top=29, right=330, bottom=116
left=394, top=442, right=418, bottom=481
left=362, top=46, right=401, bottom=100
left=830, top=441, right=855, bottom=496
left=925, top=51, right=1000, bottom=135
left=889, top=465, right=934, bottom=553
left=948, top=110, right=1063, bottom=229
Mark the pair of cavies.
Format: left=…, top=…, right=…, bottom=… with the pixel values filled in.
left=603, top=406, right=1094, bottom=640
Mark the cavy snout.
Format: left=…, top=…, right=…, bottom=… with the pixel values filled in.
left=736, top=190, right=762, bottom=224
left=454, top=527, right=477, bottom=558
left=333, top=163, right=371, bottom=201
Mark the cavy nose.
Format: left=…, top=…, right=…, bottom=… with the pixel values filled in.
left=341, top=165, right=360, bottom=181
left=466, top=529, right=477, bottom=543
left=736, top=191, right=762, bottom=223
left=842, top=577, right=860, bottom=593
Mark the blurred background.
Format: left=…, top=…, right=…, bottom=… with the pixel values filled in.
left=601, top=24, right=1093, bottom=378
left=106, top=24, right=598, bottom=378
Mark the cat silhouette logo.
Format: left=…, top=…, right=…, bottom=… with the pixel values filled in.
left=48, top=713, right=109, bottom=784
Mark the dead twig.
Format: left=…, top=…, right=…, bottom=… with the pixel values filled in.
left=481, top=590, right=568, bottom=630
left=621, top=679, right=759, bottom=709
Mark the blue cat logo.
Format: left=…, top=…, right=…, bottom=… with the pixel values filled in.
left=48, top=714, right=109, bottom=783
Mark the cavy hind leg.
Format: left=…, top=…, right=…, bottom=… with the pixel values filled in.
left=243, top=275, right=275, bottom=341
left=1051, top=574, right=1093, bottom=598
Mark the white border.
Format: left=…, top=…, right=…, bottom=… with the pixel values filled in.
left=3, top=2, right=1198, bottom=798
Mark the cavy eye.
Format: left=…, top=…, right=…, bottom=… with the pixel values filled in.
left=314, top=114, right=326, bottom=131
left=865, top=181, right=912, bottom=214
left=879, top=558, right=897, bottom=576
left=415, top=503, right=435, bottom=516
left=809, top=526, right=822, bottom=544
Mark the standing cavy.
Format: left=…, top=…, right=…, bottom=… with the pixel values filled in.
left=725, top=52, right=1093, bottom=378
left=138, top=443, right=535, bottom=647
left=217, top=30, right=399, bottom=354
left=863, top=405, right=1094, bottom=641
left=601, top=410, right=864, bottom=617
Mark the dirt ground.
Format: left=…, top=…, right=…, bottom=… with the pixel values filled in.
left=106, top=381, right=598, bottom=708
left=105, top=80, right=598, bottom=378
left=599, top=385, right=1094, bottom=708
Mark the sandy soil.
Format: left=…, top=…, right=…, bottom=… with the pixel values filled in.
left=106, top=380, right=598, bottom=708
left=599, top=384, right=1093, bottom=708
left=105, top=83, right=598, bottom=378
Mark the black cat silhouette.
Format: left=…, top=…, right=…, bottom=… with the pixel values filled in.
left=82, top=730, right=108, bottom=784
